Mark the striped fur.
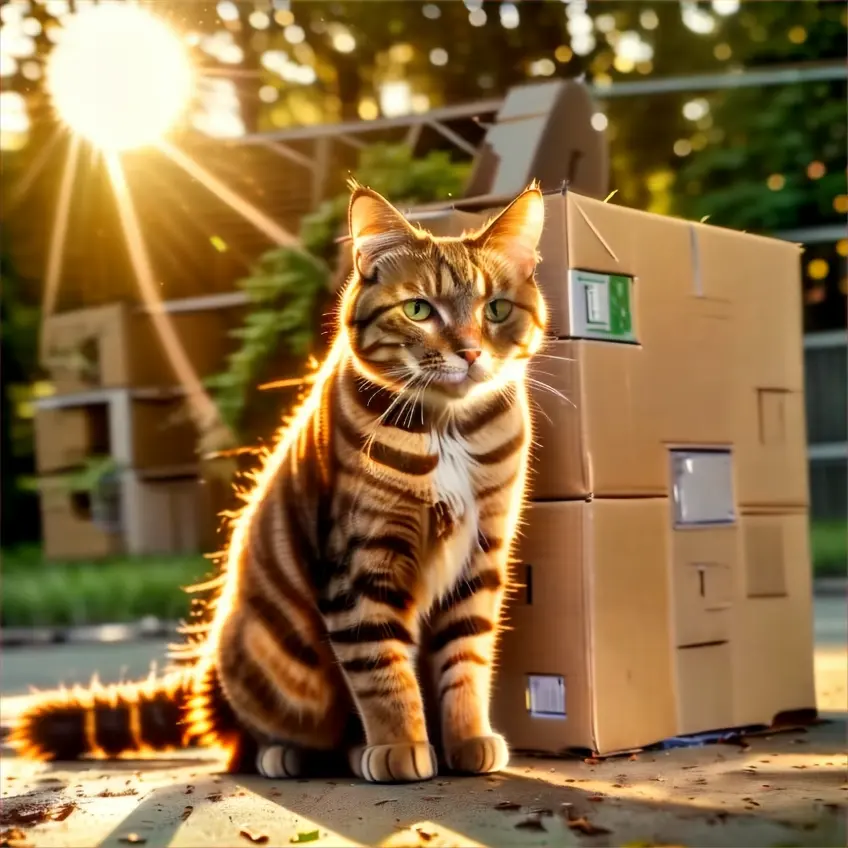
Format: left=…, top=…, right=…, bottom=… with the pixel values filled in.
left=10, top=184, right=547, bottom=784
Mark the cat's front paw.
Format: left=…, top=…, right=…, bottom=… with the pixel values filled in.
left=256, top=744, right=304, bottom=779
left=349, top=742, right=437, bottom=783
left=445, top=734, right=509, bottom=775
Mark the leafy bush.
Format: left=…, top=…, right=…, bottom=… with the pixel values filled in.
left=1, top=546, right=211, bottom=627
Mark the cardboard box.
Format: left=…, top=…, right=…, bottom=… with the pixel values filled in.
left=41, top=295, right=244, bottom=394
left=527, top=340, right=735, bottom=500
left=464, top=79, right=608, bottom=200
left=492, top=499, right=816, bottom=755
left=39, top=470, right=206, bottom=560
left=493, top=499, right=678, bottom=755
left=34, top=389, right=199, bottom=474
left=517, top=190, right=807, bottom=508
left=39, top=476, right=123, bottom=561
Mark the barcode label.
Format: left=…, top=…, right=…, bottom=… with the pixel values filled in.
left=585, top=282, right=610, bottom=328
left=527, top=675, right=566, bottom=719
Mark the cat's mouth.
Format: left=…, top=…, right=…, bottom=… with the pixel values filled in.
left=417, top=366, right=488, bottom=399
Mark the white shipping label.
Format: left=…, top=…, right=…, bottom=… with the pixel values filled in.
left=671, top=450, right=736, bottom=526
left=585, top=282, right=610, bottom=328
left=527, top=675, right=567, bottom=719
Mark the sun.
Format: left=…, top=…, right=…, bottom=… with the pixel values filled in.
left=46, top=2, right=194, bottom=152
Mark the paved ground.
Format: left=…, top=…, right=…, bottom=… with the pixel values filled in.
left=1, top=721, right=845, bottom=848
left=1, top=597, right=845, bottom=847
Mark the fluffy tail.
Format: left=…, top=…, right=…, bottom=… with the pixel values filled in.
left=8, top=662, right=238, bottom=762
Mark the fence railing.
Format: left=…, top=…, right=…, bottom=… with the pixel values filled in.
left=804, top=330, right=848, bottom=521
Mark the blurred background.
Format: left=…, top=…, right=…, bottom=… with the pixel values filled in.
left=0, top=0, right=845, bottom=679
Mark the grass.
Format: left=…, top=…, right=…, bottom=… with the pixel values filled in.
left=0, top=545, right=212, bottom=628
left=0, top=519, right=845, bottom=629
left=810, top=519, right=848, bottom=579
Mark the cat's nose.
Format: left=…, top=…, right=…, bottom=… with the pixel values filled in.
left=458, top=349, right=482, bottom=365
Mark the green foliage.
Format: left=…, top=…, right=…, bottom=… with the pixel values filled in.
left=208, top=143, right=470, bottom=441
left=810, top=520, right=848, bottom=579
left=672, top=2, right=847, bottom=231
left=1, top=546, right=210, bottom=627
left=205, top=247, right=329, bottom=433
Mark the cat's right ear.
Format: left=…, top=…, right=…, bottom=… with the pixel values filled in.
left=348, top=183, right=419, bottom=280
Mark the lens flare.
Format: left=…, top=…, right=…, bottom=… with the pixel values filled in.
left=46, top=3, right=193, bottom=151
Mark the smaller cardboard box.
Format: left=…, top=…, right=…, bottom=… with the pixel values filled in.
left=42, top=297, right=244, bottom=394
left=493, top=498, right=816, bottom=756
left=39, top=470, right=206, bottom=560
left=34, top=389, right=200, bottom=474
left=494, top=498, right=678, bottom=756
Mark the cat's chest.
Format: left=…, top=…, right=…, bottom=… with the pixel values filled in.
left=423, top=431, right=478, bottom=605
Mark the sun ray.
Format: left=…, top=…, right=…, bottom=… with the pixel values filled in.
left=6, top=126, right=64, bottom=216
left=103, top=151, right=234, bottom=449
left=38, top=133, right=81, bottom=363
left=156, top=140, right=302, bottom=250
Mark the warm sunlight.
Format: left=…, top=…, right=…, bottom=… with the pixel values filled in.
left=45, top=3, right=193, bottom=151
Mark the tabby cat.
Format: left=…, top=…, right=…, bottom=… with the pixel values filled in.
left=11, top=183, right=548, bottom=784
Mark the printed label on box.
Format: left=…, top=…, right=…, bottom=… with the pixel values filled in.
left=526, top=674, right=567, bottom=719
left=671, top=449, right=736, bottom=527
left=567, top=270, right=636, bottom=343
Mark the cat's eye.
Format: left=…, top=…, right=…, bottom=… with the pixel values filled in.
left=403, top=299, right=433, bottom=321
left=484, top=299, right=513, bottom=323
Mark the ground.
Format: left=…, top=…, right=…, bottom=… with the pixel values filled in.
left=1, top=596, right=845, bottom=848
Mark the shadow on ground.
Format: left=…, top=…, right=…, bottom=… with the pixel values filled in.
left=2, top=721, right=846, bottom=848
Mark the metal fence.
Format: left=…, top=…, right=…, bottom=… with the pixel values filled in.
left=805, top=331, right=848, bottom=520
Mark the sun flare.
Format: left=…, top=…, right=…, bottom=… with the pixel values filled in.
left=46, top=2, right=193, bottom=152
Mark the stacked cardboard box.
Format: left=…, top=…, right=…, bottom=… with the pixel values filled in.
left=35, top=295, right=242, bottom=559
left=494, top=190, right=814, bottom=755
left=407, top=191, right=815, bottom=756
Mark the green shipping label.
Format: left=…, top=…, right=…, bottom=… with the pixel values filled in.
left=567, top=270, right=637, bottom=343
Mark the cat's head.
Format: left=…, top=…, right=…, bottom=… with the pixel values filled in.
left=341, top=184, right=547, bottom=405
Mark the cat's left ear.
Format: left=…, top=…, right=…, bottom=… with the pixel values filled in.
left=348, top=183, right=420, bottom=279
left=470, top=184, right=545, bottom=278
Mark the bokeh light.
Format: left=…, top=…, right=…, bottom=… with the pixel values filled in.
left=46, top=3, right=194, bottom=151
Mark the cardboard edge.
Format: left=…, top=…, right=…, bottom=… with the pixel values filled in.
left=582, top=500, right=600, bottom=753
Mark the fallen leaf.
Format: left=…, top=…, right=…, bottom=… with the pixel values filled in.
left=98, top=789, right=138, bottom=798
left=181, top=807, right=194, bottom=821
left=588, top=794, right=605, bottom=803
left=416, top=828, right=436, bottom=842
left=566, top=816, right=610, bottom=836
left=240, top=828, right=269, bottom=844
left=290, top=830, right=320, bottom=844
left=206, top=793, right=223, bottom=802
left=374, top=799, right=398, bottom=806
left=515, top=816, right=546, bottom=832
left=118, top=835, right=146, bottom=845
left=185, top=785, right=194, bottom=795
left=494, top=801, right=521, bottom=811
